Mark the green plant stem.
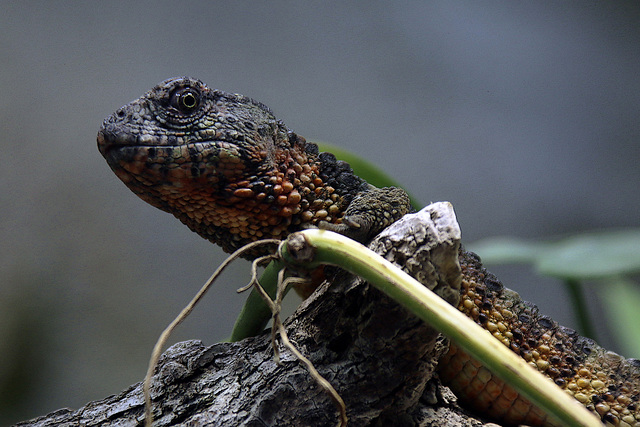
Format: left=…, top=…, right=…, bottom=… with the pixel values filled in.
left=279, top=229, right=601, bottom=427
left=564, top=278, right=596, bottom=340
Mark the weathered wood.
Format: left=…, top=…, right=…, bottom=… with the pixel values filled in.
left=17, top=204, right=491, bottom=426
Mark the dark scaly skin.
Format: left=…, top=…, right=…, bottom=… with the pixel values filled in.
left=98, top=77, right=640, bottom=426
left=442, top=251, right=640, bottom=426
left=98, top=77, right=408, bottom=256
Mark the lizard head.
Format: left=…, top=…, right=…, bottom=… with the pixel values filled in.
left=98, top=77, right=291, bottom=205
left=97, top=77, right=331, bottom=252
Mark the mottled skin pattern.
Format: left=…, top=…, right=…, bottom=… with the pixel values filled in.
left=98, top=77, right=639, bottom=426
left=442, top=251, right=640, bottom=426
left=98, top=77, right=407, bottom=256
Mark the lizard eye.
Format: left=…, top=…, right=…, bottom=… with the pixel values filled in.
left=170, top=87, right=201, bottom=114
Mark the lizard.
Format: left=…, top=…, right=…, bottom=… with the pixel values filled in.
left=98, top=76, right=640, bottom=426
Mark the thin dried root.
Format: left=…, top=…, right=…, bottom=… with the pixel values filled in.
left=144, top=237, right=347, bottom=427
left=143, top=239, right=279, bottom=427
left=250, top=266, right=348, bottom=426
left=236, top=253, right=278, bottom=293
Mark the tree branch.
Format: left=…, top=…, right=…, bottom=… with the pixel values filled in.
left=18, top=204, right=492, bottom=427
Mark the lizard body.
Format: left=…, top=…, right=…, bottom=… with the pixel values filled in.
left=98, top=77, right=640, bottom=426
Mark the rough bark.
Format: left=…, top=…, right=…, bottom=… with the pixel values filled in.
left=17, top=203, right=495, bottom=427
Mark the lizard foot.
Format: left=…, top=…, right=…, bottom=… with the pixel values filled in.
left=318, top=187, right=412, bottom=243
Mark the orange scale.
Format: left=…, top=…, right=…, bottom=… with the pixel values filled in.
left=288, top=191, right=301, bottom=204
left=233, top=188, right=254, bottom=198
left=267, top=216, right=281, bottom=226
left=279, top=207, right=294, bottom=217
left=282, top=181, right=294, bottom=192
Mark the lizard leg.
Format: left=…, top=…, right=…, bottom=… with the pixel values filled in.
left=317, top=187, right=413, bottom=243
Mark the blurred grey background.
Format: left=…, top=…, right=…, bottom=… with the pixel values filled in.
left=1, top=1, right=638, bottom=424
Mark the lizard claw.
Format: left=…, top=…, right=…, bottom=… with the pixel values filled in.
left=318, top=216, right=369, bottom=243
left=341, top=216, right=361, bottom=229
left=317, top=187, right=411, bottom=243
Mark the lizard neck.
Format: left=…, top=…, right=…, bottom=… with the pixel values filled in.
left=170, top=131, right=369, bottom=253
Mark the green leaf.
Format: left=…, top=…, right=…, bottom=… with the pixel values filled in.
left=600, top=277, right=640, bottom=358
left=536, top=229, right=640, bottom=279
left=466, top=237, right=549, bottom=264
left=468, top=228, right=640, bottom=280
left=315, top=142, right=421, bottom=208
left=229, top=260, right=284, bottom=342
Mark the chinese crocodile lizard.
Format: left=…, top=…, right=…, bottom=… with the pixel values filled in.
left=98, top=77, right=640, bottom=426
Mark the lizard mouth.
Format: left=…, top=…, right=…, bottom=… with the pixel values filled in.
left=98, top=128, right=184, bottom=168
left=97, top=130, right=138, bottom=172
left=97, top=126, right=133, bottom=157
left=97, top=128, right=239, bottom=193
left=98, top=127, right=166, bottom=175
